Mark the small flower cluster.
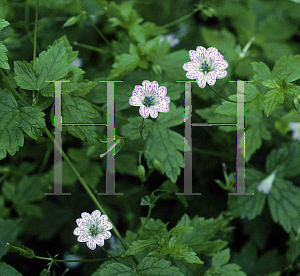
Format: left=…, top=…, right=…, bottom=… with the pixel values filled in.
left=128, top=46, right=228, bottom=119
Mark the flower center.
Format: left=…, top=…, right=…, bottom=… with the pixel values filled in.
left=143, top=96, right=155, bottom=107
left=89, top=224, right=100, bottom=237
left=201, top=60, right=210, bottom=74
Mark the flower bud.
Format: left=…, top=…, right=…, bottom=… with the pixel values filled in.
left=293, top=94, right=300, bottom=113
left=138, top=165, right=146, bottom=183
left=63, top=16, right=79, bottom=28
left=68, top=244, right=80, bottom=255
left=153, top=159, right=162, bottom=174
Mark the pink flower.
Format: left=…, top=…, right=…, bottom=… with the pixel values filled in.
left=183, top=46, right=228, bottom=88
left=129, top=80, right=170, bottom=118
left=73, top=210, right=113, bottom=250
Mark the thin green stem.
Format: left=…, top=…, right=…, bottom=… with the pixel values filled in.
left=140, top=117, right=146, bottom=140
left=32, top=0, right=40, bottom=106
left=136, top=205, right=153, bottom=240
left=208, top=85, right=251, bottom=104
left=73, top=41, right=110, bottom=55
left=85, top=11, right=111, bottom=48
left=160, top=10, right=198, bottom=29
left=1, top=69, right=138, bottom=265
left=43, top=127, right=132, bottom=258
left=0, top=69, right=29, bottom=106
left=7, top=243, right=122, bottom=262
left=32, top=0, right=39, bottom=70
left=123, top=125, right=146, bottom=139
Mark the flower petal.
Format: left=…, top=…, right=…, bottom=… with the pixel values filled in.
left=215, top=69, right=227, bottom=79
left=214, top=60, right=228, bottom=70
left=76, top=218, right=88, bottom=229
left=139, top=105, right=150, bottom=118
left=147, top=81, right=159, bottom=97
left=73, top=227, right=84, bottom=235
left=189, top=50, right=199, bottom=61
left=87, top=239, right=97, bottom=250
left=142, top=80, right=151, bottom=92
left=157, top=86, right=167, bottom=97
left=149, top=107, right=158, bottom=118
left=196, top=46, right=207, bottom=56
left=186, top=71, right=200, bottom=79
left=129, top=95, right=142, bottom=106
left=183, top=61, right=198, bottom=72
left=196, top=76, right=207, bottom=88
left=157, top=97, right=170, bottom=112
left=134, top=85, right=145, bottom=98
left=77, top=235, right=89, bottom=242
left=206, top=72, right=217, bottom=86
left=95, top=236, right=105, bottom=247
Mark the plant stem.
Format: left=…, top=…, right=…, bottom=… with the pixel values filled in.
left=32, top=0, right=39, bottom=70
left=160, top=9, right=198, bottom=29
left=208, top=85, right=251, bottom=104
left=140, top=117, right=146, bottom=140
left=85, top=11, right=111, bottom=48
left=0, top=69, right=138, bottom=265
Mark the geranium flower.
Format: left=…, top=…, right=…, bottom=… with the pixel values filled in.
left=129, top=80, right=170, bottom=118
left=183, top=46, right=228, bottom=88
left=73, top=210, right=113, bottom=250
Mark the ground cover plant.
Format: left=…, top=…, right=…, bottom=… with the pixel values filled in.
left=1, top=0, right=300, bottom=275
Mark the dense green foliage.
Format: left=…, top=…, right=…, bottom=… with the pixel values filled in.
left=0, top=0, right=300, bottom=275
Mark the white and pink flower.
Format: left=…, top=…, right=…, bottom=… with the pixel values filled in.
left=183, top=46, right=228, bottom=88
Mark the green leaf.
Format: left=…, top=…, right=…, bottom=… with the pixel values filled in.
left=0, top=220, right=19, bottom=259
left=268, top=178, right=300, bottom=233
left=140, top=22, right=168, bottom=39
left=176, top=214, right=229, bottom=257
left=0, top=19, right=10, bottom=30
left=14, top=42, right=69, bottom=91
left=125, top=239, right=157, bottom=256
left=35, top=42, right=69, bottom=90
left=201, top=28, right=237, bottom=62
left=100, top=256, right=185, bottom=276
left=263, top=88, right=284, bottom=117
left=167, top=226, right=194, bottom=237
left=211, top=248, right=231, bottom=267
left=165, top=235, right=204, bottom=264
left=138, top=36, right=161, bottom=56
left=50, top=35, right=79, bottom=65
left=0, top=262, right=23, bottom=276
left=108, top=43, right=139, bottom=79
left=206, top=249, right=247, bottom=276
left=252, top=62, right=272, bottom=84
left=121, top=104, right=185, bottom=183
left=144, top=123, right=184, bottom=183
left=2, top=175, right=47, bottom=218
left=272, top=55, right=300, bottom=82
left=129, top=24, right=146, bottom=43
left=0, top=89, right=45, bottom=159
left=195, top=105, right=237, bottom=132
left=0, top=42, right=10, bottom=69
left=60, top=94, right=99, bottom=144
left=160, top=50, right=189, bottom=80
left=13, top=61, right=37, bottom=90
left=228, top=168, right=267, bottom=220
left=266, top=142, right=300, bottom=178
left=244, top=108, right=271, bottom=162
left=69, top=80, right=98, bottom=96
